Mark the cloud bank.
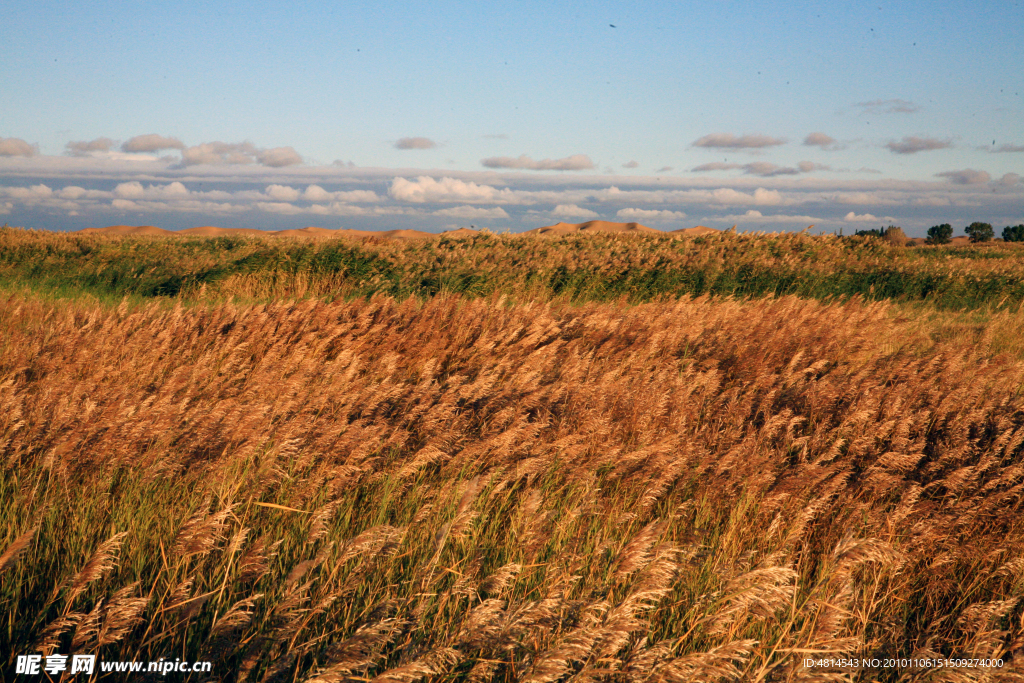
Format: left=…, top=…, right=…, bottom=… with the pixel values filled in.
left=122, top=134, right=186, bottom=152
left=692, top=133, right=786, bottom=149
left=3, top=142, right=1022, bottom=236
left=934, top=169, right=991, bottom=185
left=176, top=142, right=302, bottom=167
left=0, top=138, right=38, bottom=157
left=480, top=154, right=596, bottom=171
left=395, top=137, right=437, bottom=150
left=803, top=132, right=842, bottom=150
left=66, top=138, right=117, bottom=156
left=693, top=161, right=829, bottom=177
left=885, top=137, right=954, bottom=154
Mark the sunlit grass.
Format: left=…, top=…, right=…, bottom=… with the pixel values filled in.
left=2, top=292, right=1023, bottom=681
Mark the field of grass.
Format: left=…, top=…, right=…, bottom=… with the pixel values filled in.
left=2, top=228, right=1024, bottom=681
left=4, top=227, right=1024, bottom=310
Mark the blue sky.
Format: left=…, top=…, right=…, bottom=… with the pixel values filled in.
left=2, top=0, right=1022, bottom=235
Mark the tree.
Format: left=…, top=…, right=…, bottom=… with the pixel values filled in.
left=926, top=224, right=953, bottom=245
left=965, top=222, right=994, bottom=242
left=854, top=227, right=884, bottom=238
left=1003, top=224, right=1024, bottom=242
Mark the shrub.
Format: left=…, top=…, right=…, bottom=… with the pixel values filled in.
left=1003, top=224, right=1024, bottom=242
left=965, top=222, right=994, bottom=243
left=854, top=228, right=884, bottom=238
left=926, top=224, right=953, bottom=245
left=882, top=225, right=909, bottom=246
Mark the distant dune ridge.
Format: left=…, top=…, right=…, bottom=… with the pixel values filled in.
left=76, top=221, right=729, bottom=240
left=523, top=220, right=662, bottom=236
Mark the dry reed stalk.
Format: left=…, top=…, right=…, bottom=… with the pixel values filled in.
left=0, top=523, right=38, bottom=576
left=64, top=531, right=129, bottom=607
left=652, top=639, right=758, bottom=682
left=95, top=581, right=148, bottom=647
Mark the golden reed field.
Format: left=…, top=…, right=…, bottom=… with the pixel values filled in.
left=2, top=226, right=1024, bottom=681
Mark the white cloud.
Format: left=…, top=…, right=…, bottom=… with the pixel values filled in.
left=256, top=201, right=303, bottom=215
left=723, top=210, right=823, bottom=224
left=389, top=176, right=516, bottom=203
left=122, top=134, right=185, bottom=152
left=692, top=133, right=786, bottom=149
left=656, top=166, right=673, bottom=173
left=843, top=211, right=895, bottom=222
left=480, top=154, right=595, bottom=171
left=831, top=192, right=899, bottom=205
left=0, top=201, right=12, bottom=214
left=338, top=189, right=379, bottom=202
left=110, top=198, right=241, bottom=213
left=180, top=141, right=258, bottom=166
left=0, top=184, right=54, bottom=201
left=433, top=205, right=509, bottom=219
left=885, top=136, right=953, bottom=154
left=300, top=185, right=379, bottom=202
left=622, top=160, right=639, bottom=169
left=743, top=162, right=799, bottom=177
left=990, top=144, right=1024, bottom=153
left=257, top=147, right=302, bottom=167
left=934, top=169, right=991, bottom=185
left=252, top=201, right=420, bottom=217
left=57, top=186, right=87, bottom=199
left=552, top=204, right=599, bottom=218
left=177, top=142, right=303, bottom=168
left=151, top=182, right=188, bottom=198
left=114, top=182, right=145, bottom=199
left=616, top=208, right=687, bottom=221
left=66, top=137, right=117, bottom=156
left=592, top=186, right=791, bottom=207
left=395, top=137, right=437, bottom=150
left=265, top=184, right=301, bottom=201
left=997, top=173, right=1021, bottom=186
left=744, top=188, right=786, bottom=205
left=302, top=185, right=333, bottom=201
left=0, top=138, right=38, bottom=157
left=112, top=181, right=189, bottom=200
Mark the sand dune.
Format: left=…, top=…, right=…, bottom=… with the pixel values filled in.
left=80, top=225, right=174, bottom=236
left=670, top=225, right=721, bottom=236
left=376, top=229, right=437, bottom=240
left=525, top=220, right=662, bottom=236
left=179, top=226, right=267, bottom=237
left=271, top=227, right=359, bottom=239
left=438, top=227, right=480, bottom=238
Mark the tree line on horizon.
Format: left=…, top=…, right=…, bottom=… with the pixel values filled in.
left=852, top=222, right=1024, bottom=244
